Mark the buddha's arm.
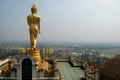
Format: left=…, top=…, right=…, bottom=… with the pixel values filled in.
left=27, top=16, right=30, bottom=26
left=38, top=17, right=40, bottom=33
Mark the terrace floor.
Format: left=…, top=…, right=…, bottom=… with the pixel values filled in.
left=58, top=62, right=84, bottom=80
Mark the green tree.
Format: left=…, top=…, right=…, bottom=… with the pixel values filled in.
left=100, top=56, right=120, bottom=80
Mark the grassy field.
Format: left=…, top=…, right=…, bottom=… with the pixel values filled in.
left=99, top=49, right=120, bottom=58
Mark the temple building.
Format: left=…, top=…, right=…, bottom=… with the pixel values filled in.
left=0, top=53, right=99, bottom=80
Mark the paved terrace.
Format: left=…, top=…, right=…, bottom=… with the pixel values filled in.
left=58, top=62, right=84, bottom=80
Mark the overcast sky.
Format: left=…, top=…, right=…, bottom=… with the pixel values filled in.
left=0, top=0, right=120, bottom=43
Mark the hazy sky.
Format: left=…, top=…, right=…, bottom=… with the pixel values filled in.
left=0, top=0, right=120, bottom=43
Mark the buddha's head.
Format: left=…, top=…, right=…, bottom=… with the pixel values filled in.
left=31, top=3, right=37, bottom=14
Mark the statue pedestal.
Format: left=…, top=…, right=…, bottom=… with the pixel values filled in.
left=28, top=49, right=49, bottom=72
left=28, top=49, right=41, bottom=63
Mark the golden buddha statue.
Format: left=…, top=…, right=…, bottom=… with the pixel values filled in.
left=27, top=3, right=49, bottom=72
left=27, top=3, right=41, bottom=63
left=27, top=3, right=40, bottom=50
